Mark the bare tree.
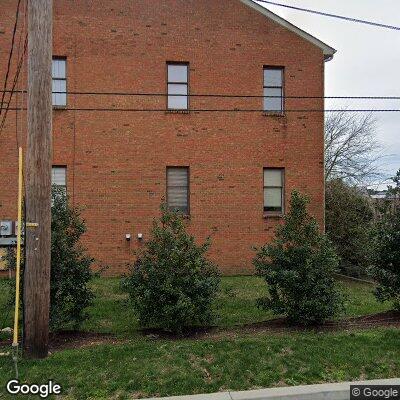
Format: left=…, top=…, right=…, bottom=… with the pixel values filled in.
left=325, top=111, right=384, bottom=184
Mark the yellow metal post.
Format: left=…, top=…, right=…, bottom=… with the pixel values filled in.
left=13, top=147, right=23, bottom=347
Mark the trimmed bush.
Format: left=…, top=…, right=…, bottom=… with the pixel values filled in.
left=49, top=186, right=94, bottom=329
left=122, top=205, right=220, bottom=333
left=254, top=191, right=344, bottom=325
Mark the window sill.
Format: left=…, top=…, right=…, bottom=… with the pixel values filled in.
left=263, top=213, right=284, bottom=219
left=168, top=209, right=191, bottom=219
left=262, top=112, right=285, bottom=118
left=165, top=110, right=190, bottom=114
left=53, top=106, right=67, bottom=110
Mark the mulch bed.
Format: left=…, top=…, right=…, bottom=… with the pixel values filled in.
left=0, top=331, right=122, bottom=352
left=233, top=310, right=400, bottom=335
left=48, top=331, right=123, bottom=351
left=142, top=310, right=400, bottom=341
left=1, top=311, right=399, bottom=351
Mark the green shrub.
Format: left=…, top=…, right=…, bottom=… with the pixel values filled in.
left=370, top=203, right=400, bottom=310
left=122, top=205, right=220, bottom=333
left=325, top=179, right=374, bottom=277
left=254, top=191, right=344, bottom=325
left=6, top=186, right=94, bottom=330
left=49, top=186, right=94, bottom=329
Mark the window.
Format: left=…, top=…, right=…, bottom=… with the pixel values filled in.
left=264, top=168, right=284, bottom=214
left=263, top=67, right=284, bottom=113
left=167, top=63, right=189, bottom=110
left=167, top=167, right=189, bottom=214
left=52, top=166, right=67, bottom=195
left=52, top=58, right=67, bottom=107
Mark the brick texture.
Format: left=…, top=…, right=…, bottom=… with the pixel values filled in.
left=0, top=0, right=327, bottom=276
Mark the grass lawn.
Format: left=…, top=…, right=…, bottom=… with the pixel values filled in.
left=82, top=276, right=391, bottom=336
left=1, top=329, right=400, bottom=399
left=0, top=276, right=392, bottom=337
left=0, top=276, right=397, bottom=399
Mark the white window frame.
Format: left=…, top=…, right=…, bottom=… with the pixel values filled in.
left=52, top=58, right=67, bottom=107
left=263, top=67, right=284, bottom=113
left=263, top=168, right=284, bottom=214
left=167, top=63, right=189, bottom=111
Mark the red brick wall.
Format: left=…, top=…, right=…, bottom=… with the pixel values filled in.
left=0, top=0, right=326, bottom=275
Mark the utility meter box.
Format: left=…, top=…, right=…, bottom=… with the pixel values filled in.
left=0, top=221, right=13, bottom=236
left=0, top=220, right=19, bottom=247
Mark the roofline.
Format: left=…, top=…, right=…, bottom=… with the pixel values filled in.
left=239, top=0, right=337, bottom=61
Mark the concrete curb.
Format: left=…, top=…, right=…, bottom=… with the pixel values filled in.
left=144, top=378, right=400, bottom=400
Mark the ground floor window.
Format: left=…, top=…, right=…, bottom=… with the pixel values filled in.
left=52, top=166, right=67, bottom=196
left=167, top=167, right=189, bottom=214
left=263, top=168, right=284, bottom=214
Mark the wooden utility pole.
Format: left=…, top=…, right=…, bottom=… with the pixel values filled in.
left=24, top=0, right=52, bottom=359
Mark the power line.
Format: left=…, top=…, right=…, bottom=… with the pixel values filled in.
left=255, top=0, right=400, bottom=31
left=0, top=0, right=22, bottom=115
left=0, top=35, right=28, bottom=137
left=2, top=89, right=400, bottom=100
left=5, top=107, right=400, bottom=113
left=15, top=0, right=26, bottom=151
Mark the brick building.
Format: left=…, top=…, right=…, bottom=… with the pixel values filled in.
left=0, top=0, right=335, bottom=275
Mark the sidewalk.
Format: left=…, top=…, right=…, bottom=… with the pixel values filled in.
left=144, top=378, right=400, bottom=400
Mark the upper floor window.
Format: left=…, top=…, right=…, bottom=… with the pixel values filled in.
left=52, top=58, right=67, bottom=107
left=167, top=63, right=189, bottom=110
left=167, top=167, right=189, bottom=214
left=263, top=67, right=284, bottom=113
left=52, top=166, right=67, bottom=195
left=264, top=168, right=284, bottom=214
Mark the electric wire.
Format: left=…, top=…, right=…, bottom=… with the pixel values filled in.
left=0, top=34, right=28, bottom=138
left=14, top=2, right=25, bottom=151
left=2, top=89, right=400, bottom=100
left=0, top=0, right=22, bottom=116
left=255, top=0, right=400, bottom=31
left=5, top=107, right=400, bottom=113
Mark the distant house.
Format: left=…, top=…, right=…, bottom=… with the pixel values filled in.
left=0, top=0, right=335, bottom=275
left=370, top=191, right=389, bottom=200
left=369, top=190, right=399, bottom=201
left=369, top=191, right=399, bottom=215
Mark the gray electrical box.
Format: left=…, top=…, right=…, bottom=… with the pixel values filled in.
left=0, top=221, right=13, bottom=236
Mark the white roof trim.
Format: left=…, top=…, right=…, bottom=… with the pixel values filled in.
left=239, top=0, right=336, bottom=61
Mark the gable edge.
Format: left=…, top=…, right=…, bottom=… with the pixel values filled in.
left=239, top=0, right=336, bottom=61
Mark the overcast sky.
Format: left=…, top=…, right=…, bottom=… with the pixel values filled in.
left=256, top=0, right=400, bottom=187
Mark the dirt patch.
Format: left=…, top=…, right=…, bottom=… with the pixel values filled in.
left=49, top=331, right=123, bottom=351
left=142, top=326, right=216, bottom=340
left=349, top=310, right=400, bottom=324
left=228, top=310, right=400, bottom=337
left=242, top=310, right=400, bottom=331
left=0, top=331, right=123, bottom=353
left=0, top=331, right=122, bottom=351
left=141, top=310, right=400, bottom=340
